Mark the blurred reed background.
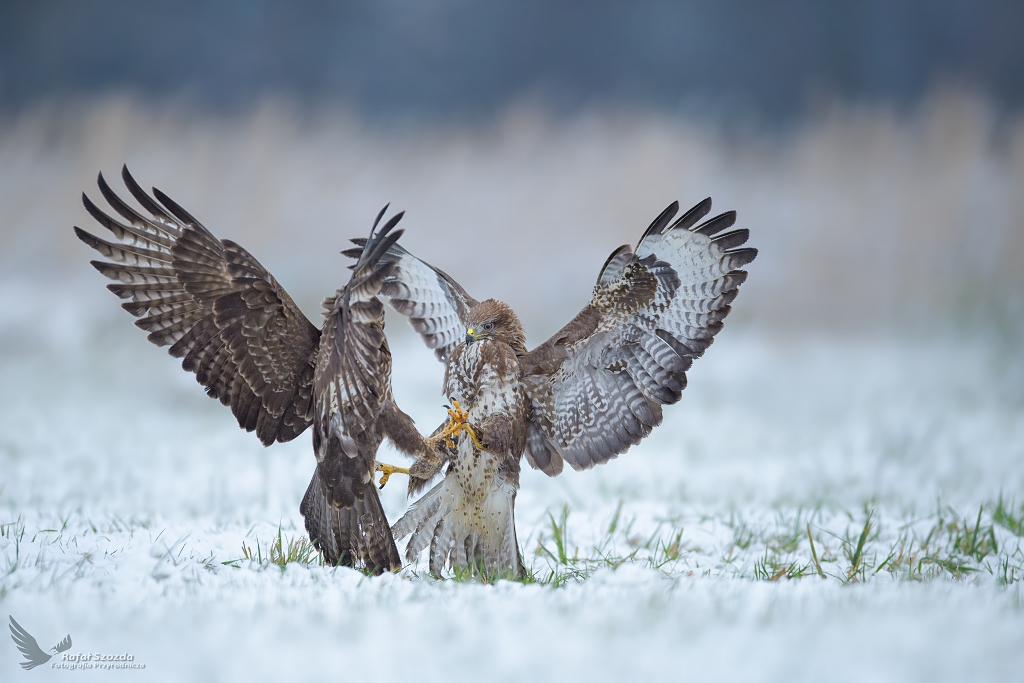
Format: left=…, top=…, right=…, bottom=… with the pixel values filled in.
left=1, top=1, right=1022, bottom=344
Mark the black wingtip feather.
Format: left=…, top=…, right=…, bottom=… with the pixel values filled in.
left=121, top=165, right=173, bottom=221
left=354, top=210, right=404, bottom=271
left=362, top=229, right=404, bottom=277
left=371, top=203, right=390, bottom=233
left=81, top=192, right=119, bottom=233
left=672, top=197, right=713, bottom=232
left=726, top=247, right=758, bottom=267
left=98, top=169, right=158, bottom=228
left=350, top=209, right=403, bottom=267
left=88, top=259, right=117, bottom=278
left=152, top=187, right=202, bottom=227
left=640, top=201, right=679, bottom=243
left=105, top=282, right=133, bottom=299
left=378, top=210, right=405, bottom=240
left=711, top=228, right=749, bottom=250
left=96, top=171, right=120, bottom=210
left=73, top=225, right=100, bottom=249
left=693, top=210, right=737, bottom=237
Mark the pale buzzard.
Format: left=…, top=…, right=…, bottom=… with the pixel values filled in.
left=362, top=199, right=756, bottom=577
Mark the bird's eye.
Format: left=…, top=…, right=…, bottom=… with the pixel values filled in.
left=483, top=322, right=494, bottom=331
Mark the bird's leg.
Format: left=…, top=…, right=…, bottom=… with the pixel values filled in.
left=375, top=462, right=410, bottom=489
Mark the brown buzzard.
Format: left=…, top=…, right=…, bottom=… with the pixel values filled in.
left=363, top=199, right=756, bottom=577
left=74, top=167, right=448, bottom=573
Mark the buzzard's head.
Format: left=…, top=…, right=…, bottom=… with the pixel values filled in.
left=466, top=299, right=526, bottom=354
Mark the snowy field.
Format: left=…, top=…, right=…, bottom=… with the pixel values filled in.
left=2, top=299, right=1023, bottom=681
left=2, top=95, right=1024, bottom=680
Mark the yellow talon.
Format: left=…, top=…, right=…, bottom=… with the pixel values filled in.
left=447, top=398, right=470, bottom=424
left=430, top=399, right=467, bottom=447
left=430, top=399, right=485, bottom=451
left=375, top=462, right=410, bottom=489
left=457, top=422, right=485, bottom=450
left=434, top=415, right=461, bottom=443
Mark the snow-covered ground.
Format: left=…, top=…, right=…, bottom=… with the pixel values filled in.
left=1, top=281, right=1022, bottom=680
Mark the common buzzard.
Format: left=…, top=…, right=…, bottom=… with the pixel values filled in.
left=74, top=167, right=450, bottom=573
left=364, top=199, right=756, bottom=577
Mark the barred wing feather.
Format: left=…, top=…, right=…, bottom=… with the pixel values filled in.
left=74, top=165, right=320, bottom=446
left=520, top=199, right=756, bottom=475
left=302, top=211, right=405, bottom=572
left=345, top=238, right=478, bottom=363
left=312, top=212, right=404, bottom=506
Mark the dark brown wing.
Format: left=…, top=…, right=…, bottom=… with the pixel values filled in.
left=312, top=210, right=405, bottom=505
left=74, top=166, right=319, bottom=446
left=519, top=199, right=756, bottom=475
left=303, top=209, right=406, bottom=572
left=344, top=238, right=478, bottom=363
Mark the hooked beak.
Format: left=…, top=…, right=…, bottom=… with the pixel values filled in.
left=465, top=327, right=478, bottom=344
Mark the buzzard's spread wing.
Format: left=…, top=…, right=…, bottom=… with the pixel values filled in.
left=345, top=238, right=478, bottom=363
left=75, top=166, right=319, bottom=445
left=519, top=199, right=756, bottom=474
left=302, top=210, right=406, bottom=572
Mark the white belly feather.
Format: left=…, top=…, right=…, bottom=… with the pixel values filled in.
left=391, top=340, right=524, bottom=576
